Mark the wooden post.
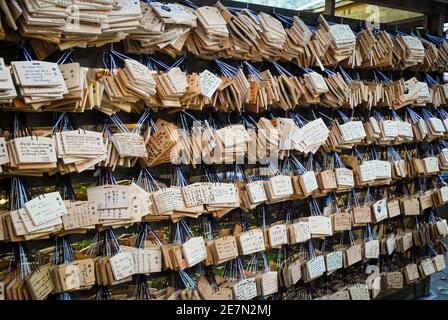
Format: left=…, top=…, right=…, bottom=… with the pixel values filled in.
left=424, top=13, right=445, bottom=35
left=324, top=0, right=336, bottom=16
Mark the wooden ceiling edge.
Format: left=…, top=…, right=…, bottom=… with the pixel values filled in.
left=349, top=0, right=447, bottom=15
left=391, top=16, right=424, bottom=25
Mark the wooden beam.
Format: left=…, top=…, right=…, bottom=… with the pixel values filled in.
left=324, top=0, right=336, bottom=16
left=350, top=0, right=447, bottom=15
left=318, top=2, right=423, bottom=24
